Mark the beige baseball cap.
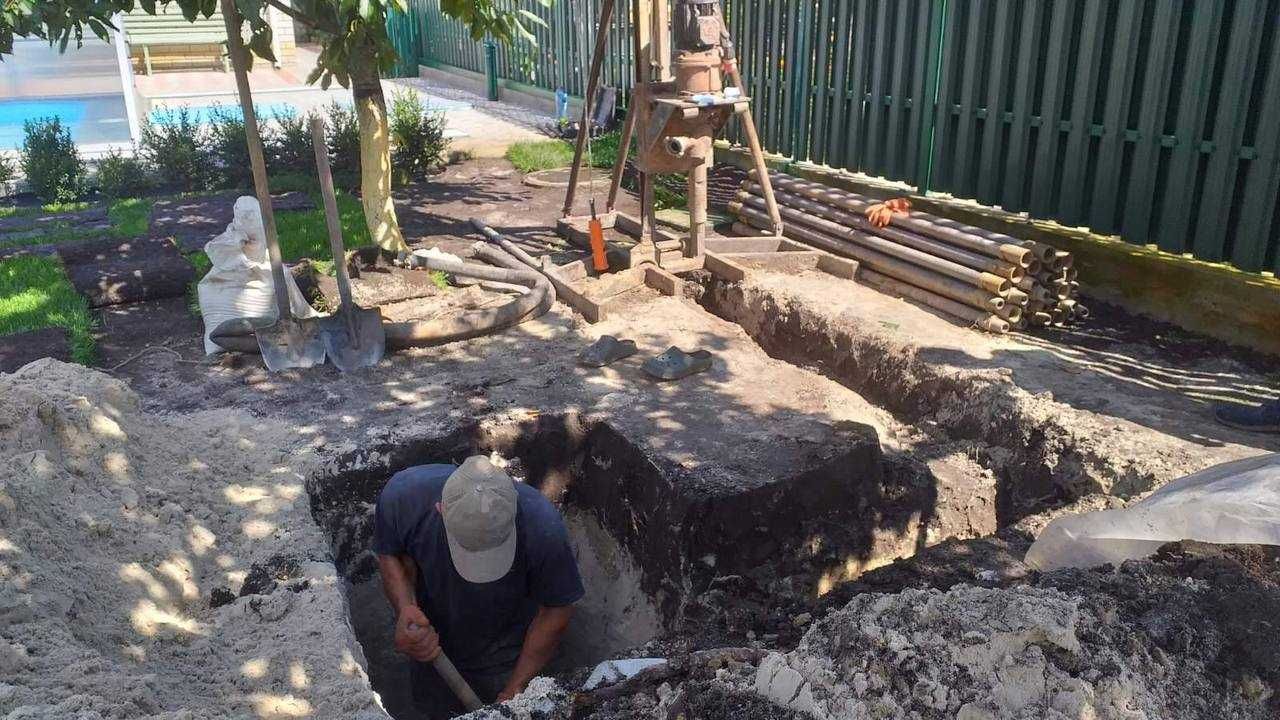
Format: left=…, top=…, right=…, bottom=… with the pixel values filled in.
left=442, top=456, right=519, bottom=583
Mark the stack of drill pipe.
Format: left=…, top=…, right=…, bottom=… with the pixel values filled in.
left=729, top=169, right=1088, bottom=332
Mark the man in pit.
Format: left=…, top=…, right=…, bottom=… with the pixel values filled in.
left=373, top=455, right=584, bottom=717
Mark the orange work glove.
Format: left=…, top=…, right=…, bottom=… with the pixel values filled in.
left=864, top=197, right=911, bottom=227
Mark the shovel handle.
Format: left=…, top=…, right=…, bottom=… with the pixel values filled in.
left=220, top=0, right=291, bottom=321
left=432, top=652, right=484, bottom=711
left=309, top=116, right=360, bottom=346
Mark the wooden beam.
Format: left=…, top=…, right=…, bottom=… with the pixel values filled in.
left=706, top=236, right=782, bottom=253
left=817, top=255, right=859, bottom=279
left=644, top=265, right=684, bottom=295
left=657, top=255, right=706, bottom=273
left=704, top=252, right=747, bottom=282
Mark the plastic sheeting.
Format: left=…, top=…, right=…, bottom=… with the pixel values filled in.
left=1025, top=453, right=1280, bottom=571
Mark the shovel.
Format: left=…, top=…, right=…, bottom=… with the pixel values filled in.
left=309, top=117, right=386, bottom=371
left=220, top=0, right=325, bottom=371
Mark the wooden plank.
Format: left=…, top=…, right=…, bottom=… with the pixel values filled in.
left=657, top=255, right=706, bottom=273
left=705, top=236, right=782, bottom=253
left=817, top=254, right=859, bottom=279
left=704, top=251, right=747, bottom=282
left=644, top=265, right=683, bottom=295
left=721, top=251, right=821, bottom=273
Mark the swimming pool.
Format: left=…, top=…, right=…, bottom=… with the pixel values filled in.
left=0, top=95, right=133, bottom=150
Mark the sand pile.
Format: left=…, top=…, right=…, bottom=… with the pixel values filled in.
left=0, top=360, right=387, bottom=719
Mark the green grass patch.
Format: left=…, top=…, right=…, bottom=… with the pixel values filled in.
left=504, top=134, right=622, bottom=174
left=0, top=255, right=95, bottom=363
left=275, top=188, right=372, bottom=265
left=108, top=198, right=153, bottom=237
left=506, top=140, right=576, bottom=173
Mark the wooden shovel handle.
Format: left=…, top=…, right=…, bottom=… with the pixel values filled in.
left=308, top=116, right=359, bottom=345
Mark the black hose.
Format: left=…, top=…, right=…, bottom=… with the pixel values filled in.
left=384, top=244, right=555, bottom=349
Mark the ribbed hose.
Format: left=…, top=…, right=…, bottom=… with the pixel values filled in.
left=384, top=244, right=555, bottom=349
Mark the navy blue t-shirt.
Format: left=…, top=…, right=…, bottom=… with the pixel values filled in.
left=372, top=464, right=585, bottom=673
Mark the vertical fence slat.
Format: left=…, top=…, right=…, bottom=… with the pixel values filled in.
left=949, top=0, right=985, bottom=196
left=864, top=1, right=890, bottom=173
left=1057, top=0, right=1107, bottom=225
left=1028, top=0, right=1074, bottom=217
left=1089, top=0, right=1144, bottom=230
left=929, top=0, right=964, bottom=190
left=843, top=0, right=872, bottom=171
left=808, top=0, right=834, bottom=165
left=1000, top=0, right=1043, bottom=210
left=826, top=0, right=854, bottom=168
left=975, top=0, right=1013, bottom=204
left=1232, top=12, right=1280, bottom=271
left=1160, top=0, right=1226, bottom=252
left=885, top=0, right=912, bottom=179
left=1122, top=0, right=1180, bottom=244
left=1193, top=0, right=1269, bottom=261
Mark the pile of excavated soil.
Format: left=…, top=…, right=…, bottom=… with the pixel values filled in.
left=478, top=542, right=1278, bottom=720
left=0, top=360, right=386, bottom=719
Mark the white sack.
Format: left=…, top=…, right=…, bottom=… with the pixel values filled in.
left=1025, top=452, right=1280, bottom=571
left=198, top=196, right=319, bottom=355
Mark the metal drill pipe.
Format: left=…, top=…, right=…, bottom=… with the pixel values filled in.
left=995, top=303, right=1024, bottom=323
left=725, top=61, right=782, bottom=235
left=740, top=184, right=1025, bottom=282
left=733, top=204, right=1008, bottom=311
left=753, top=171, right=1033, bottom=267
left=562, top=0, right=619, bottom=217
left=858, top=268, right=1011, bottom=334
left=730, top=195, right=1012, bottom=294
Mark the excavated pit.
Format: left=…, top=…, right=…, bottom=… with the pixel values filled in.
left=304, top=412, right=952, bottom=718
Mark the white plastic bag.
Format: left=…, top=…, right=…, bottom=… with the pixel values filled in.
left=1025, top=453, right=1280, bottom=571
left=198, top=197, right=318, bottom=355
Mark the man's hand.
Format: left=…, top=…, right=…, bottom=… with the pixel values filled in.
left=394, top=606, right=441, bottom=662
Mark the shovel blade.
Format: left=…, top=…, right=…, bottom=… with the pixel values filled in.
left=319, top=306, right=386, bottom=372
left=255, top=317, right=326, bottom=371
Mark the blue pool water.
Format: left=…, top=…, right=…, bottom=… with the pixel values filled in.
left=148, top=101, right=302, bottom=126
left=0, top=95, right=131, bottom=150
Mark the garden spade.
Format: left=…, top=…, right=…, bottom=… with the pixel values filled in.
left=220, top=0, right=324, bottom=371
left=308, top=117, right=385, bottom=371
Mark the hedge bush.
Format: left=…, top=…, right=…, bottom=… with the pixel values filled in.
left=140, top=108, right=213, bottom=192
left=206, top=105, right=253, bottom=190
left=95, top=148, right=151, bottom=199
left=20, top=118, right=86, bottom=203
left=389, top=90, right=448, bottom=184
left=325, top=101, right=361, bottom=181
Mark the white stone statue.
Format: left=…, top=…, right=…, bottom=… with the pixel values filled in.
left=198, top=196, right=319, bottom=355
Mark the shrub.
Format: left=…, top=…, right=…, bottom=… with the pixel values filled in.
left=268, top=109, right=317, bottom=175
left=140, top=108, right=213, bottom=192
left=95, top=148, right=151, bottom=199
left=389, top=90, right=448, bottom=184
left=325, top=102, right=361, bottom=182
left=206, top=104, right=253, bottom=190
left=20, top=118, right=86, bottom=203
left=0, top=153, right=14, bottom=187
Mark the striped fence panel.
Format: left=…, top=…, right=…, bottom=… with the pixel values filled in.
left=408, top=0, right=1280, bottom=273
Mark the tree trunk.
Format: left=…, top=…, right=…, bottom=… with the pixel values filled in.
left=351, top=62, right=408, bottom=254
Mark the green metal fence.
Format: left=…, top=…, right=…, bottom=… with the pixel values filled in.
left=408, top=0, right=1280, bottom=273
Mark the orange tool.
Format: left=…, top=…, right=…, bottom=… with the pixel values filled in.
left=588, top=200, right=608, bottom=272
left=865, top=197, right=912, bottom=228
